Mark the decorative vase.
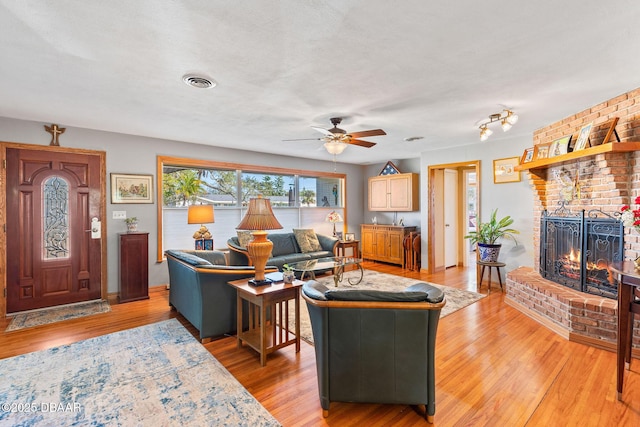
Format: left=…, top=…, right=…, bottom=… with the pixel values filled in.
left=477, top=243, right=501, bottom=263
left=126, top=222, right=138, bottom=233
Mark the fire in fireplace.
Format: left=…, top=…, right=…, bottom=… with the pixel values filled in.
left=539, top=206, right=623, bottom=299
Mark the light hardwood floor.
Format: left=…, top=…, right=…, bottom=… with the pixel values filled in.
left=1, top=262, right=640, bottom=426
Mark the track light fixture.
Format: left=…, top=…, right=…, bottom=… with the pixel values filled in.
left=478, top=109, right=518, bottom=141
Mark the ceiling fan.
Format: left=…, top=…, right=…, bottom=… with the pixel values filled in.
left=284, top=117, right=386, bottom=154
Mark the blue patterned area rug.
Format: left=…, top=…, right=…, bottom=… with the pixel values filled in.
left=6, top=300, right=111, bottom=332
left=0, top=319, right=280, bottom=426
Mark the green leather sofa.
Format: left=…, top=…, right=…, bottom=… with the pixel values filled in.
left=165, top=249, right=277, bottom=342
left=226, top=232, right=338, bottom=269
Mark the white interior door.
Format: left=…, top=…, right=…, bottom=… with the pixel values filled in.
left=444, top=169, right=458, bottom=268
left=432, top=170, right=445, bottom=270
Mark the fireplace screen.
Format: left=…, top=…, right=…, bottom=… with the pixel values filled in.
left=540, top=208, right=622, bottom=299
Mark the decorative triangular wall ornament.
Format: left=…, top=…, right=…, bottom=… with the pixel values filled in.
left=379, top=161, right=401, bottom=175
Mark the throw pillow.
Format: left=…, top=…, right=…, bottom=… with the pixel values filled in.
left=236, top=230, right=253, bottom=248
left=293, top=229, right=322, bottom=253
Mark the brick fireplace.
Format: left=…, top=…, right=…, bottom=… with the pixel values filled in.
left=506, top=87, right=640, bottom=352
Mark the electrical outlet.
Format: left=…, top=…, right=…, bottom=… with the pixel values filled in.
left=112, top=211, right=126, bottom=219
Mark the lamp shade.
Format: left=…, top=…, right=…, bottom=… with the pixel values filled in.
left=236, top=195, right=283, bottom=285
left=326, top=211, right=343, bottom=223
left=236, top=195, right=283, bottom=231
left=187, top=204, right=215, bottom=224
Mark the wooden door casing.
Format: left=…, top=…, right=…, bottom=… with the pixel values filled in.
left=6, top=147, right=103, bottom=313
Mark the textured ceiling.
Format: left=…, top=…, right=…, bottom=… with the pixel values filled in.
left=1, top=0, right=640, bottom=164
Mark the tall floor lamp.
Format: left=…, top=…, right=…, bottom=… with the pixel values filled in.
left=236, top=195, right=283, bottom=286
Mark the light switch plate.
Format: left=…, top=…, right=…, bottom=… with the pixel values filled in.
left=112, top=211, right=126, bottom=219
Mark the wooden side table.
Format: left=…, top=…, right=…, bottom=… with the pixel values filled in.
left=476, top=260, right=506, bottom=293
left=336, top=240, right=360, bottom=258
left=610, top=261, right=640, bottom=400
left=227, top=278, right=303, bottom=366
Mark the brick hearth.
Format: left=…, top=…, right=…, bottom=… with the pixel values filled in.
left=505, top=267, right=628, bottom=351
left=505, top=87, right=640, bottom=351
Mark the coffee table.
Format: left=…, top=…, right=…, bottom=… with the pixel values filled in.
left=289, top=256, right=363, bottom=287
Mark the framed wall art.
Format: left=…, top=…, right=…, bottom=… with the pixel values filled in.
left=549, top=135, right=572, bottom=157
left=573, top=122, right=593, bottom=151
left=493, top=157, right=521, bottom=184
left=111, top=173, right=154, bottom=204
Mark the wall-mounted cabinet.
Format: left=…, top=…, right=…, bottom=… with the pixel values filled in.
left=368, top=173, right=419, bottom=211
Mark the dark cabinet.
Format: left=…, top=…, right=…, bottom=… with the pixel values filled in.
left=118, top=232, right=149, bottom=303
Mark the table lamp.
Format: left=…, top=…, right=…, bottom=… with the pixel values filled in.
left=236, top=195, right=283, bottom=285
left=188, top=204, right=215, bottom=248
left=326, top=211, right=343, bottom=238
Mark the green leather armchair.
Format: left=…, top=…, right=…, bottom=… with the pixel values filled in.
left=302, top=280, right=446, bottom=423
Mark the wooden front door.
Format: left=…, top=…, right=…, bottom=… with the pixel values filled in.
left=6, top=147, right=103, bottom=313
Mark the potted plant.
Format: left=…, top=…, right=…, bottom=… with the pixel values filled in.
left=282, top=264, right=295, bottom=284
left=464, top=209, right=519, bottom=262
left=124, top=217, right=138, bottom=233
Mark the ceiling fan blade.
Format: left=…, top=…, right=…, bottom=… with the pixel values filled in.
left=311, top=126, right=333, bottom=136
left=348, top=139, right=377, bottom=148
left=282, top=137, right=322, bottom=141
left=347, top=129, right=386, bottom=138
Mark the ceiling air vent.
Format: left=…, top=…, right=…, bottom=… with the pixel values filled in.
left=182, top=74, right=216, bottom=89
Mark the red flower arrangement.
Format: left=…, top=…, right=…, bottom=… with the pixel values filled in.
left=621, top=196, right=640, bottom=231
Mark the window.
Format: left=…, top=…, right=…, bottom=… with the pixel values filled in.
left=43, top=176, right=69, bottom=259
left=157, top=156, right=346, bottom=261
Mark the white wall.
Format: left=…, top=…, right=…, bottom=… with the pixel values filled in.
left=0, top=117, right=366, bottom=293
left=419, top=137, right=535, bottom=273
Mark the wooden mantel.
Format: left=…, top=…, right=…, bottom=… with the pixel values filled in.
left=515, top=141, right=640, bottom=171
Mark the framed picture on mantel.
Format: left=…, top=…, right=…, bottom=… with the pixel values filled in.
left=573, top=122, right=593, bottom=151
left=520, top=147, right=535, bottom=164
left=549, top=135, right=572, bottom=157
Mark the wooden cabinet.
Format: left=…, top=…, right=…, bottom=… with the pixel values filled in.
left=118, top=232, right=149, bottom=303
left=368, top=173, right=419, bottom=211
left=361, top=224, right=417, bottom=266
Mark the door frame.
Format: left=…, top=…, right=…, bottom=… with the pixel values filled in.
left=427, top=160, right=481, bottom=274
left=0, top=142, right=107, bottom=318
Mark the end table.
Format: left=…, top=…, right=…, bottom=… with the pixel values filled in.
left=336, top=239, right=360, bottom=258
left=227, top=278, right=304, bottom=366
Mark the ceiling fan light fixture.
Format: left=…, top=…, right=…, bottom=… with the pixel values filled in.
left=324, top=141, right=348, bottom=155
